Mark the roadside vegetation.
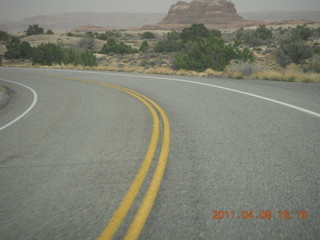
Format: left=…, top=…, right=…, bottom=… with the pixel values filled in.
left=1, top=23, right=320, bottom=82
left=1, top=26, right=97, bottom=67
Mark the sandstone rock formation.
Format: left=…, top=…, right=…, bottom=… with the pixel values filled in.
left=160, top=0, right=243, bottom=25
left=142, top=0, right=264, bottom=30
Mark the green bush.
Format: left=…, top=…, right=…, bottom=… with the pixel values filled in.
left=46, top=29, right=54, bottom=35
left=32, top=44, right=97, bottom=66
left=100, top=38, right=136, bottom=54
left=276, top=37, right=312, bottom=67
left=139, top=40, right=149, bottom=52
left=141, top=32, right=156, bottom=39
left=80, top=50, right=97, bottom=67
left=171, top=24, right=253, bottom=72
left=236, top=28, right=262, bottom=46
left=26, top=24, right=44, bottom=36
left=154, top=40, right=183, bottom=53
left=96, top=33, right=108, bottom=40
left=154, top=30, right=185, bottom=53
left=63, top=49, right=81, bottom=65
left=85, top=32, right=95, bottom=38
left=307, top=55, right=320, bottom=73
left=236, top=47, right=254, bottom=62
left=181, top=24, right=209, bottom=42
left=5, top=37, right=32, bottom=59
left=235, top=25, right=272, bottom=46
left=209, top=29, right=222, bottom=39
left=105, top=30, right=122, bottom=39
left=32, top=43, right=64, bottom=65
left=292, top=25, right=313, bottom=41
left=255, top=25, right=272, bottom=40
left=173, top=36, right=250, bottom=72
left=167, top=30, right=181, bottom=40
left=0, top=31, right=10, bottom=42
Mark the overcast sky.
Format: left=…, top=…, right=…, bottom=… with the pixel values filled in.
left=1, top=0, right=320, bottom=23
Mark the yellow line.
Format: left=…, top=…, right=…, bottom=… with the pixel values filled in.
left=122, top=88, right=170, bottom=240
left=32, top=74, right=161, bottom=239
left=29, top=73, right=170, bottom=240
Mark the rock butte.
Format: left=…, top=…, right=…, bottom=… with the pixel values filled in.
left=141, top=0, right=265, bottom=30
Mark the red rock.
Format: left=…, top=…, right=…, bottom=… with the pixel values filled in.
left=145, top=0, right=265, bottom=30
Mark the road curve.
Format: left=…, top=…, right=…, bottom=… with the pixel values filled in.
left=0, top=68, right=319, bottom=240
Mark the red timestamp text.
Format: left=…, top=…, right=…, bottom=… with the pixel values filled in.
left=212, top=210, right=309, bottom=220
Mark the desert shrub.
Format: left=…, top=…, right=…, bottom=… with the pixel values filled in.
left=63, top=49, right=97, bottom=66
left=78, top=36, right=95, bottom=50
left=307, top=55, right=320, bottom=73
left=5, top=37, right=32, bottom=59
left=292, top=25, right=313, bottom=41
left=84, top=32, right=95, bottom=38
left=96, top=33, right=108, bottom=40
left=26, top=24, right=44, bottom=36
left=105, top=30, right=122, bottom=39
left=154, top=30, right=185, bottom=53
left=141, top=31, right=156, bottom=39
left=140, top=59, right=149, bottom=67
left=180, top=24, right=222, bottom=41
left=79, top=50, right=97, bottom=66
left=236, top=28, right=262, bottom=46
left=173, top=36, right=252, bottom=72
left=32, top=44, right=97, bottom=66
left=225, top=61, right=266, bottom=76
left=235, top=47, right=254, bottom=62
left=181, top=24, right=210, bottom=42
left=46, top=29, right=54, bottom=35
left=276, top=37, right=312, bottom=67
left=172, top=24, right=253, bottom=72
left=139, top=40, right=149, bottom=52
left=100, top=38, right=136, bottom=54
left=63, top=49, right=81, bottom=65
left=154, top=40, right=184, bottom=53
left=167, top=30, right=181, bottom=40
left=236, top=25, right=272, bottom=46
left=0, top=31, right=10, bottom=42
left=209, top=29, right=222, bottom=39
left=32, top=43, right=64, bottom=65
left=66, top=32, right=84, bottom=38
left=255, top=25, right=272, bottom=40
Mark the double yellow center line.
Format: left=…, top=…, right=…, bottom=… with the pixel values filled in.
left=36, top=74, right=170, bottom=240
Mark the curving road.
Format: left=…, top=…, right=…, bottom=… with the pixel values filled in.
left=0, top=68, right=319, bottom=240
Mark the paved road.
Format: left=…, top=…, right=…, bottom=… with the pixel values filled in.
left=0, top=68, right=319, bottom=240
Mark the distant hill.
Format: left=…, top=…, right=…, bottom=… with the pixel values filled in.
left=240, top=11, right=320, bottom=23
left=0, top=12, right=166, bottom=32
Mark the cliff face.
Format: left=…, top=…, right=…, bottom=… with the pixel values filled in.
left=160, top=0, right=243, bottom=24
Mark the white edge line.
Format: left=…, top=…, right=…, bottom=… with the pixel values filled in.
left=50, top=68, right=320, bottom=119
left=0, top=78, right=38, bottom=131
left=3, top=67, right=320, bottom=119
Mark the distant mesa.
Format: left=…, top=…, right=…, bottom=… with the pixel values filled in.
left=161, top=0, right=243, bottom=24
left=142, top=0, right=265, bottom=30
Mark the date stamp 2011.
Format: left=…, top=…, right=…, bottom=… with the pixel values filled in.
left=212, top=210, right=309, bottom=220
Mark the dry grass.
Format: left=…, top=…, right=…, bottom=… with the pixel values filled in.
left=253, top=70, right=320, bottom=83
left=2, top=61, right=319, bottom=83
left=225, top=62, right=320, bottom=83
left=252, top=64, right=320, bottom=83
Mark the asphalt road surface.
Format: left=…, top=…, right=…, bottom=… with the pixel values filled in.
left=0, top=68, right=319, bottom=240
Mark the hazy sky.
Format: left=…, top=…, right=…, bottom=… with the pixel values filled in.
left=1, top=0, right=320, bottom=23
